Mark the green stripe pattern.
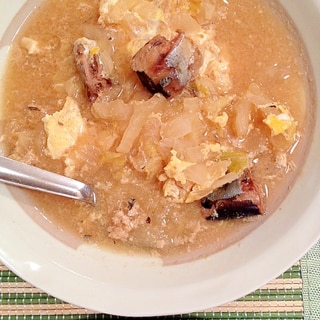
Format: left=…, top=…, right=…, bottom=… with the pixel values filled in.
left=0, top=263, right=303, bottom=320
left=301, top=240, right=320, bottom=320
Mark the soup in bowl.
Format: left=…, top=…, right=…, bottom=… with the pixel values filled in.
left=0, top=0, right=319, bottom=316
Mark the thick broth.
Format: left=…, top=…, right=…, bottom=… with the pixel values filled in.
left=0, top=0, right=313, bottom=263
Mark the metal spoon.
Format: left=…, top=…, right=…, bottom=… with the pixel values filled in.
left=0, top=156, right=96, bottom=205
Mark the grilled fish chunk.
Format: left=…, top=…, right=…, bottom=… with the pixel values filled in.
left=201, top=170, right=264, bottom=220
left=73, top=37, right=112, bottom=102
left=131, top=31, right=202, bottom=98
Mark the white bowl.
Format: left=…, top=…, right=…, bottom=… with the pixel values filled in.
left=0, top=0, right=319, bottom=316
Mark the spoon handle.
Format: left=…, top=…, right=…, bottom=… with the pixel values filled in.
left=0, top=156, right=96, bottom=205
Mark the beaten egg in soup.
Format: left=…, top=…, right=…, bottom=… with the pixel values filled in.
left=0, top=0, right=314, bottom=263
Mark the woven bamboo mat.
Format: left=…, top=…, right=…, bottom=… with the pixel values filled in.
left=0, top=261, right=303, bottom=320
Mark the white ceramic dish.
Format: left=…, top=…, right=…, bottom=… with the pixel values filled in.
left=0, top=0, right=319, bottom=317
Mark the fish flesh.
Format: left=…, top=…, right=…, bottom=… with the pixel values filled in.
left=73, top=37, right=112, bottom=102
left=131, top=31, right=203, bottom=98
left=201, top=170, right=264, bottom=220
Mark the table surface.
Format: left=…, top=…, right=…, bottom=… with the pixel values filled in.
left=0, top=240, right=319, bottom=320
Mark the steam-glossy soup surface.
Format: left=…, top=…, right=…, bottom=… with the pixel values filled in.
left=0, top=0, right=314, bottom=262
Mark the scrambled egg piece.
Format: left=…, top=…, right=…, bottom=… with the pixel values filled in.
left=100, top=0, right=166, bottom=55
left=99, top=0, right=164, bottom=23
left=163, top=179, right=183, bottom=201
left=21, top=37, right=41, bottom=55
left=213, top=111, right=228, bottom=128
left=162, top=148, right=237, bottom=203
left=200, top=143, right=221, bottom=158
left=42, top=97, right=85, bottom=159
left=259, top=103, right=297, bottom=140
left=164, top=150, right=195, bottom=184
left=264, top=113, right=294, bottom=136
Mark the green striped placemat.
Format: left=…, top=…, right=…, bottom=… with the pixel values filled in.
left=0, top=262, right=303, bottom=320
left=301, top=240, right=320, bottom=320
